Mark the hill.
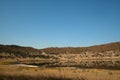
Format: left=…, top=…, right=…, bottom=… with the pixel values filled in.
left=0, top=42, right=120, bottom=60
left=0, top=44, right=43, bottom=59
left=41, top=42, right=120, bottom=54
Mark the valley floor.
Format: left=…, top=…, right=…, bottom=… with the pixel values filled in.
left=0, top=64, right=120, bottom=80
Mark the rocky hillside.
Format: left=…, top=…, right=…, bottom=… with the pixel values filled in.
left=0, top=44, right=46, bottom=59
left=41, top=42, right=120, bottom=54
left=0, top=42, right=120, bottom=60
left=41, top=42, right=120, bottom=60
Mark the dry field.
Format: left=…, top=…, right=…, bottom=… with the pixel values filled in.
left=0, top=64, right=120, bottom=80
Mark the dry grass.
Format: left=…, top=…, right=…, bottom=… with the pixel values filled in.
left=0, top=65, right=85, bottom=80
left=0, top=74, right=72, bottom=80
left=0, top=65, right=120, bottom=80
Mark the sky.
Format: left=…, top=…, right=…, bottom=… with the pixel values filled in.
left=0, top=0, right=120, bottom=49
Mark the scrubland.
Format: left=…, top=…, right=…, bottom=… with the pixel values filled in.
left=0, top=64, right=120, bottom=80
left=0, top=42, right=120, bottom=80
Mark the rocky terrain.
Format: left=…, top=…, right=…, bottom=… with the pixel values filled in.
left=0, top=42, right=120, bottom=61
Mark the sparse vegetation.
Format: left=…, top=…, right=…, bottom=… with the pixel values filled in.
left=0, top=42, right=120, bottom=60
left=0, top=65, right=120, bottom=80
left=0, top=65, right=85, bottom=80
left=0, top=42, right=120, bottom=80
left=0, top=74, right=73, bottom=80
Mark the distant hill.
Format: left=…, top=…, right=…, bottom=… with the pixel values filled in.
left=0, top=44, right=40, bottom=53
left=0, top=42, right=120, bottom=59
left=0, top=44, right=43, bottom=58
left=41, top=42, right=120, bottom=54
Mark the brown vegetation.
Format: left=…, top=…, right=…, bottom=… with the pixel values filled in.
left=0, top=42, right=120, bottom=60
left=0, top=65, right=120, bottom=80
left=41, top=42, right=120, bottom=54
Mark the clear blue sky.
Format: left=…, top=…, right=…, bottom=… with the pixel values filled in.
left=0, top=0, right=120, bottom=49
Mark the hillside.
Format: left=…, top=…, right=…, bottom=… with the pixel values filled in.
left=41, top=42, right=120, bottom=54
left=0, top=44, right=44, bottom=59
left=0, top=42, right=120, bottom=60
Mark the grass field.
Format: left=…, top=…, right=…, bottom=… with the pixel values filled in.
left=0, top=64, right=120, bottom=80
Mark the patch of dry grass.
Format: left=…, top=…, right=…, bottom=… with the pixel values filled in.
left=0, top=65, right=120, bottom=80
left=0, top=73, right=73, bottom=80
left=0, top=65, right=85, bottom=80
